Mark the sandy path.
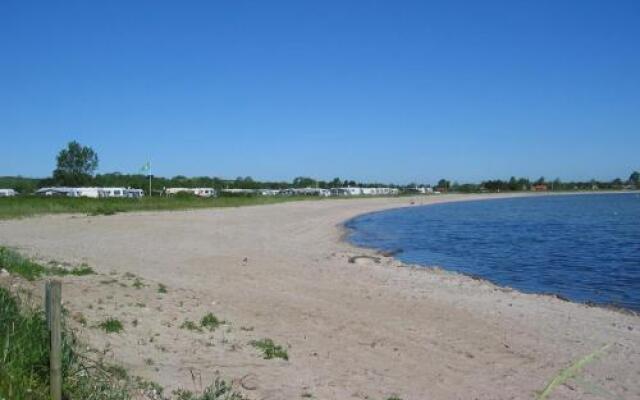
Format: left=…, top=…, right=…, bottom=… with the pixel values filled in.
left=0, top=194, right=638, bottom=400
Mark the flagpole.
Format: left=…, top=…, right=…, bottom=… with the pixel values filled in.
left=148, top=161, right=152, bottom=197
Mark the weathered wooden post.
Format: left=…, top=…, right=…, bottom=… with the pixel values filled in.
left=45, top=280, right=62, bottom=400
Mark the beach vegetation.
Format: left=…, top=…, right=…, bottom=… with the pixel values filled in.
left=180, top=320, right=202, bottom=332
left=200, top=312, right=224, bottom=331
left=172, top=378, right=247, bottom=400
left=0, top=247, right=94, bottom=280
left=157, top=283, right=168, bottom=293
left=0, top=286, right=131, bottom=399
left=99, top=318, right=124, bottom=333
left=250, top=338, right=289, bottom=360
left=0, top=195, right=318, bottom=220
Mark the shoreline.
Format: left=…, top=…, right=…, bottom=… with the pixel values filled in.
left=1, top=192, right=638, bottom=399
left=339, top=192, right=640, bottom=316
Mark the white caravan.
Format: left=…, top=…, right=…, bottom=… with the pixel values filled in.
left=124, top=188, right=145, bottom=198
left=0, top=189, right=17, bottom=197
left=98, top=187, right=126, bottom=198
left=35, top=187, right=80, bottom=197
left=165, top=188, right=217, bottom=197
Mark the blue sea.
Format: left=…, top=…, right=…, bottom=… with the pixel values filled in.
left=346, top=193, right=640, bottom=311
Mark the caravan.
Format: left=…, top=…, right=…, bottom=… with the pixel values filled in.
left=0, top=189, right=17, bottom=197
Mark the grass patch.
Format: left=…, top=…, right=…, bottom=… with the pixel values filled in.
left=0, top=195, right=321, bottom=220
left=250, top=338, right=289, bottom=360
left=132, top=278, right=144, bottom=289
left=0, top=284, right=244, bottom=399
left=0, top=247, right=94, bottom=280
left=157, top=283, right=168, bottom=293
left=0, top=286, right=131, bottom=399
left=173, top=378, right=247, bottom=400
left=98, top=318, right=124, bottom=334
left=180, top=320, right=202, bottom=332
left=200, top=312, right=224, bottom=331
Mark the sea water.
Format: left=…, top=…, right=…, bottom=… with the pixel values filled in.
left=346, top=193, right=640, bottom=311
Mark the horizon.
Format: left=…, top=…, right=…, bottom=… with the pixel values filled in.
left=2, top=1, right=639, bottom=183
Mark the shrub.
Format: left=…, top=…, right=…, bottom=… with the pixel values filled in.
left=99, top=318, right=124, bottom=333
left=250, top=338, right=289, bottom=360
left=200, top=312, right=224, bottom=331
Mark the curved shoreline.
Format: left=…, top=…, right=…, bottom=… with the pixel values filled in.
left=1, top=193, right=638, bottom=399
left=339, top=192, right=640, bottom=316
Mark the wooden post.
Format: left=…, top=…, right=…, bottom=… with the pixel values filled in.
left=46, top=280, right=62, bottom=400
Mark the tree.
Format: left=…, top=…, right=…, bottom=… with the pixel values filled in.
left=629, top=171, right=640, bottom=185
left=437, top=179, right=450, bottom=190
left=53, top=141, right=99, bottom=186
left=292, top=176, right=317, bottom=188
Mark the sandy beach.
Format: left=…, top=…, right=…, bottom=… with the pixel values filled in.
left=0, top=193, right=638, bottom=400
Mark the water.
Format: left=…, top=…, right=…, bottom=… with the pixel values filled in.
left=346, top=193, right=640, bottom=311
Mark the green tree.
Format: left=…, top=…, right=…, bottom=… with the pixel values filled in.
left=292, top=176, right=317, bottom=188
left=437, top=179, right=451, bottom=190
left=52, top=141, right=99, bottom=186
left=629, top=171, right=640, bottom=185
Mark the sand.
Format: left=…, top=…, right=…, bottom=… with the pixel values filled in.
left=0, top=193, right=638, bottom=400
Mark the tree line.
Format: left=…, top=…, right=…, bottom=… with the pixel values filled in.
left=1, top=141, right=639, bottom=194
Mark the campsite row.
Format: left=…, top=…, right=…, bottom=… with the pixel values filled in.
left=0, top=186, right=406, bottom=198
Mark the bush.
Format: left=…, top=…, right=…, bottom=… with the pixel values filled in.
left=250, top=338, right=289, bottom=360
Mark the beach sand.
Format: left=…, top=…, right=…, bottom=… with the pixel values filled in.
left=0, top=193, right=638, bottom=399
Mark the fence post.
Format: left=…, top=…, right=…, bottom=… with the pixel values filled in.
left=46, top=280, right=62, bottom=400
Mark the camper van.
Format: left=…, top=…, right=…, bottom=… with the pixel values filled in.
left=35, top=187, right=80, bottom=197
left=98, top=188, right=126, bottom=198
left=75, top=187, right=100, bottom=198
left=124, top=188, right=145, bottom=198
left=0, top=189, right=17, bottom=197
left=165, top=188, right=217, bottom=197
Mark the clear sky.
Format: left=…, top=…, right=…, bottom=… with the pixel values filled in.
left=1, top=1, right=638, bottom=184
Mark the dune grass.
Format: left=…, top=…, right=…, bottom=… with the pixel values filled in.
left=0, top=285, right=246, bottom=400
left=98, top=318, right=124, bottom=334
left=0, top=195, right=320, bottom=220
left=0, top=247, right=94, bottom=281
left=0, top=286, right=133, bottom=399
left=200, top=312, right=224, bottom=331
left=250, top=338, right=289, bottom=360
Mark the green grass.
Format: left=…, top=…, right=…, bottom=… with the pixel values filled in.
left=157, top=283, right=168, bottom=293
left=250, top=338, right=289, bottom=360
left=180, top=320, right=202, bottom=332
left=98, top=318, right=124, bottom=333
left=0, top=247, right=95, bottom=281
left=0, top=285, right=245, bottom=400
left=173, top=379, right=247, bottom=400
left=0, top=195, right=321, bottom=220
left=0, top=286, right=130, bottom=399
left=131, top=277, right=144, bottom=289
left=200, top=312, right=224, bottom=331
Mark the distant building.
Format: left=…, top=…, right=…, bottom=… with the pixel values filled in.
left=165, top=187, right=217, bottom=197
left=35, top=187, right=80, bottom=197
left=0, top=189, right=17, bottom=197
left=98, top=188, right=127, bottom=198
left=404, top=187, right=432, bottom=195
left=281, top=188, right=331, bottom=197
left=330, top=187, right=362, bottom=196
left=330, top=187, right=398, bottom=196
left=35, top=187, right=139, bottom=198
left=532, top=184, right=548, bottom=192
left=124, top=188, right=145, bottom=198
left=220, top=188, right=259, bottom=195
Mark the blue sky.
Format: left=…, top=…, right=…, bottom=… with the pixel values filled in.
left=1, top=1, right=638, bottom=184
